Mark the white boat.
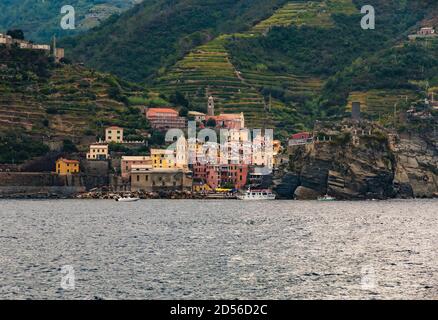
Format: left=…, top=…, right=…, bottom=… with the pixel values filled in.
left=115, top=197, right=140, bottom=202
left=317, top=194, right=336, bottom=201
left=237, top=188, right=276, bottom=200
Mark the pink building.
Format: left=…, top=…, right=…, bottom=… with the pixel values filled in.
left=205, top=112, right=245, bottom=130
left=288, top=132, right=313, bottom=146
left=418, top=27, right=435, bottom=35
left=146, top=108, right=186, bottom=130
left=192, top=163, right=248, bottom=190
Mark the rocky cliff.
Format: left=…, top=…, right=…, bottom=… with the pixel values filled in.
left=273, top=121, right=438, bottom=200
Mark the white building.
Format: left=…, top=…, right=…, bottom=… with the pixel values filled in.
left=105, top=126, right=124, bottom=143
left=86, top=144, right=109, bottom=160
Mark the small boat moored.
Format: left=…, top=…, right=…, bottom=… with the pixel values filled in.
left=115, top=196, right=140, bottom=202
left=237, top=188, right=276, bottom=200
left=317, top=194, right=336, bottom=201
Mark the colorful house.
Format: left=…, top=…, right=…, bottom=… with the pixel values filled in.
left=105, top=126, right=124, bottom=143
left=146, top=108, right=186, bottom=130
left=288, top=132, right=313, bottom=146
left=86, top=144, right=109, bottom=160
left=151, top=149, right=176, bottom=168
left=192, top=163, right=248, bottom=190
left=56, top=158, right=80, bottom=175
left=121, top=156, right=152, bottom=179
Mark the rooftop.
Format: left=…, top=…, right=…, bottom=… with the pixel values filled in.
left=57, top=158, right=79, bottom=164
left=122, top=156, right=151, bottom=161
left=150, top=149, right=174, bottom=155
left=146, top=108, right=179, bottom=115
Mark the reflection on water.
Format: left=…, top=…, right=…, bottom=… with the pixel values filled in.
left=0, top=199, right=436, bottom=299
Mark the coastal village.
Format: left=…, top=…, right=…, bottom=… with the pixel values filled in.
left=53, top=94, right=285, bottom=199
left=0, top=26, right=437, bottom=200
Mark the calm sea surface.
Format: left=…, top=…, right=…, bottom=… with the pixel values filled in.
left=0, top=199, right=436, bottom=300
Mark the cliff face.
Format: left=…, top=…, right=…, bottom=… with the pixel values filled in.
left=273, top=122, right=438, bottom=200
left=392, top=133, right=438, bottom=198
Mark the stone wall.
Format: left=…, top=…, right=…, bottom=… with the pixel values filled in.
left=0, top=172, right=85, bottom=197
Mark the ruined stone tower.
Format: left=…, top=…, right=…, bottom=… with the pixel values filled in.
left=207, top=95, right=215, bottom=116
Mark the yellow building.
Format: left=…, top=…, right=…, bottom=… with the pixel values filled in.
left=151, top=149, right=176, bottom=168
left=193, top=178, right=213, bottom=193
left=56, top=158, right=80, bottom=175
left=105, top=126, right=124, bottom=143
left=86, top=144, right=109, bottom=160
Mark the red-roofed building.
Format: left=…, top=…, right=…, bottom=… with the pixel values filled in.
left=205, top=112, right=245, bottom=130
left=56, top=158, right=80, bottom=175
left=146, top=108, right=186, bottom=130
left=288, top=132, right=313, bottom=146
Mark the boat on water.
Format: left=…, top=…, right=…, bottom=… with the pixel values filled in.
left=237, top=188, right=276, bottom=200
left=317, top=194, right=336, bottom=201
left=115, top=196, right=140, bottom=202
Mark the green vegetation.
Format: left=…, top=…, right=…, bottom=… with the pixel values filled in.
left=0, top=132, right=49, bottom=164
left=62, top=0, right=290, bottom=82
left=3, top=0, right=438, bottom=144
left=0, top=0, right=139, bottom=42
left=0, top=46, right=150, bottom=150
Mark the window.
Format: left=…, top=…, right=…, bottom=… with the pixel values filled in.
left=136, top=175, right=140, bottom=182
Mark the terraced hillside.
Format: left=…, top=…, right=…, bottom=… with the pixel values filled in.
left=153, top=0, right=356, bottom=128
left=154, top=35, right=271, bottom=127
left=251, top=0, right=356, bottom=33
left=347, top=90, right=420, bottom=118
left=0, top=47, right=148, bottom=146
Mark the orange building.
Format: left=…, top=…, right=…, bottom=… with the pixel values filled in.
left=146, top=108, right=186, bottom=130
left=56, top=158, right=80, bottom=175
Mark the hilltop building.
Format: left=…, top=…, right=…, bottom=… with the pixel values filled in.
left=146, top=108, right=186, bottom=130
left=105, top=126, right=124, bottom=143
left=0, top=32, right=64, bottom=61
left=51, top=36, right=65, bottom=63
left=288, top=132, right=313, bottom=147
left=86, top=144, right=109, bottom=160
left=408, top=27, right=437, bottom=40
left=418, top=27, right=435, bottom=35
left=202, top=96, right=245, bottom=129
left=56, top=158, right=79, bottom=175
left=352, top=101, right=361, bottom=121
left=0, top=33, right=12, bottom=45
